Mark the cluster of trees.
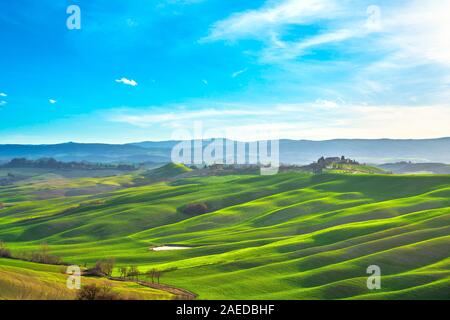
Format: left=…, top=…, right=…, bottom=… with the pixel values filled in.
left=1, top=158, right=136, bottom=171
left=118, top=265, right=141, bottom=280
left=23, top=243, right=62, bottom=265
left=183, top=203, right=209, bottom=215
left=146, top=269, right=164, bottom=284
left=302, top=156, right=360, bottom=174
left=92, top=258, right=116, bottom=277
left=0, top=241, right=62, bottom=265
left=85, top=259, right=167, bottom=286
left=117, top=266, right=165, bottom=284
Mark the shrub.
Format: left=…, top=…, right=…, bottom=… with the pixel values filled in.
left=183, top=203, right=208, bottom=215
left=0, top=240, right=11, bottom=258
left=76, top=284, right=121, bottom=300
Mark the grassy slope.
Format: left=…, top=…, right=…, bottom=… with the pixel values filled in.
left=326, top=164, right=387, bottom=174
left=0, top=172, right=449, bottom=300
left=145, top=163, right=192, bottom=178
left=0, top=258, right=173, bottom=300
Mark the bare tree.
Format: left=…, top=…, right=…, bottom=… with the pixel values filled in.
left=119, top=266, right=128, bottom=279
left=94, top=258, right=116, bottom=277
left=153, top=270, right=164, bottom=284
left=134, top=266, right=140, bottom=281
left=127, top=265, right=140, bottom=281
left=144, top=268, right=164, bottom=284
left=104, top=258, right=115, bottom=277
left=147, top=268, right=156, bottom=283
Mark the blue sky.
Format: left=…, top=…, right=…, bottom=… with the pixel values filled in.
left=0, top=0, right=449, bottom=143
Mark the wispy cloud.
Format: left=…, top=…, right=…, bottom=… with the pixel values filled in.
left=115, top=77, right=138, bottom=86
left=232, top=68, right=248, bottom=78
left=201, top=0, right=377, bottom=65
left=202, top=0, right=450, bottom=106
left=0, top=101, right=7, bottom=106
left=0, top=92, right=7, bottom=97
left=381, top=0, right=450, bottom=66
left=106, top=100, right=450, bottom=140
left=49, top=99, right=57, bottom=104
left=204, top=1, right=450, bottom=66
left=347, top=1, right=450, bottom=105
left=261, top=28, right=362, bottom=62
left=202, top=0, right=337, bottom=42
left=108, top=106, right=274, bottom=128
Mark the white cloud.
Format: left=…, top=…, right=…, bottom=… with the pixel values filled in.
left=106, top=100, right=450, bottom=140
left=203, top=0, right=337, bottom=42
left=0, top=93, right=7, bottom=97
left=109, top=107, right=273, bottom=128
left=202, top=0, right=376, bottom=63
left=382, top=0, right=450, bottom=66
left=202, top=0, right=450, bottom=107
left=0, top=101, right=6, bottom=106
left=115, top=77, right=138, bottom=86
left=314, top=99, right=339, bottom=109
left=232, top=68, right=248, bottom=78
left=347, top=1, right=450, bottom=106
left=49, top=99, right=57, bottom=104
left=225, top=104, right=450, bottom=141
left=332, top=105, right=450, bottom=140
left=262, top=28, right=361, bottom=62
left=204, top=0, right=450, bottom=68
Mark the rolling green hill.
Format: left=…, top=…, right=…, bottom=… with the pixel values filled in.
left=0, top=169, right=449, bottom=300
left=144, top=163, right=192, bottom=180
left=325, top=163, right=387, bottom=174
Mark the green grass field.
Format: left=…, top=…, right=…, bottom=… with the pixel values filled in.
left=0, top=166, right=449, bottom=300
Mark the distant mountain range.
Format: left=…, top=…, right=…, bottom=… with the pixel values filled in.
left=0, top=138, right=449, bottom=165
left=376, top=162, right=450, bottom=174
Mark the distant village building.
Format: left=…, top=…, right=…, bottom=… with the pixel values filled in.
left=310, top=156, right=359, bottom=174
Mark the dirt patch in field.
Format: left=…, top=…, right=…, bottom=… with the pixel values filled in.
left=150, top=246, right=191, bottom=251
